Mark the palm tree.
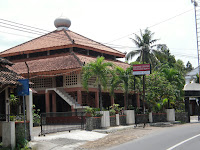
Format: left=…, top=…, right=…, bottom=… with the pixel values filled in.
left=161, top=67, right=184, bottom=108
left=113, top=66, right=132, bottom=109
left=82, top=56, right=113, bottom=110
left=126, top=28, right=159, bottom=67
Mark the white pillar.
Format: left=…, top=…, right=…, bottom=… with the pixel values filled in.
left=166, top=109, right=175, bottom=122
left=149, top=112, right=153, bottom=123
left=25, top=89, right=33, bottom=140
left=116, top=114, right=119, bottom=126
left=124, top=110, right=135, bottom=125
left=2, top=121, right=16, bottom=150
left=100, top=111, right=110, bottom=128
left=5, top=87, right=10, bottom=122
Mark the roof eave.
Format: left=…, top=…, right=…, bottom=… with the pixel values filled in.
left=0, top=43, right=125, bottom=58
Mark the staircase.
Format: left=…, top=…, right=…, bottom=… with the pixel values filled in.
left=46, top=88, right=88, bottom=109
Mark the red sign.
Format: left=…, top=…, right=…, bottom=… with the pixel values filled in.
left=132, top=64, right=151, bottom=75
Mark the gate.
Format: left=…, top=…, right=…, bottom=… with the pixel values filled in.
left=40, top=111, right=86, bottom=136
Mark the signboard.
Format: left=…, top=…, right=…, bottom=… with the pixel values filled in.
left=132, top=64, right=151, bottom=75
left=17, top=79, right=29, bottom=96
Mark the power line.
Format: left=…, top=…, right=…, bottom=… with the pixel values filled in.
left=0, top=19, right=122, bottom=49
left=0, top=30, right=35, bottom=39
left=106, top=8, right=194, bottom=44
left=0, top=19, right=50, bottom=33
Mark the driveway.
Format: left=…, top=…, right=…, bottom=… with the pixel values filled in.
left=30, top=127, right=107, bottom=150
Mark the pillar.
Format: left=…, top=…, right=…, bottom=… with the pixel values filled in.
left=95, top=91, right=99, bottom=108
left=52, top=91, right=57, bottom=112
left=25, top=89, right=33, bottom=140
left=71, top=106, right=75, bottom=113
left=136, top=93, right=140, bottom=108
left=45, top=91, right=50, bottom=113
left=77, top=90, right=82, bottom=105
left=111, top=96, right=114, bottom=106
left=185, top=97, right=190, bottom=123
left=2, top=122, right=16, bottom=150
left=5, top=87, right=10, bottom=122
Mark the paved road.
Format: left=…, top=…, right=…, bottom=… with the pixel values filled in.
left=110, top=123, right=200, bottom=150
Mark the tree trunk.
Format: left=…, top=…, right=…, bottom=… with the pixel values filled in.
left=168, top=99, right=170, bottom=109
left=98, top=84, right=103, bottom=111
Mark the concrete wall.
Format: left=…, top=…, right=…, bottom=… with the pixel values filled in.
left=175, top=112, right=189, bottom=123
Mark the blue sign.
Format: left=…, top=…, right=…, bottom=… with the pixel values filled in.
left=17, top=79, right=29, bottom=96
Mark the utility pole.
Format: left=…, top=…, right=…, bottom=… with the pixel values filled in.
left=192, top=0, right=200, bottom=121
left=142, top=48, right=146, bottom=113
left=192, top=0, right=200, bottom=83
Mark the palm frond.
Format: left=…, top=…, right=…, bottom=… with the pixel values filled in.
left=126, top=50, right=141, bottom=61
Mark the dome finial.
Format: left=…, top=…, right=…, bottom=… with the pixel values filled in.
left=54, top=17, right=71, bottom=30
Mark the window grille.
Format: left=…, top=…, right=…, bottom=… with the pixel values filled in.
left=30, top=77, right=53, bottom=88
left=65, top=72, right=78, bottom=86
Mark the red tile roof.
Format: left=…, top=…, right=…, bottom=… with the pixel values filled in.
left=0, top=57, right=13, bottom=66
left=10, top=53, right=82, bottom=75
left=0, top=64, right=23, bottom=85
left=10, top=53, right=130, bottom=76
left=0, top=29, right=125, bottom=58
left=77, top=54, right=130, bottom=70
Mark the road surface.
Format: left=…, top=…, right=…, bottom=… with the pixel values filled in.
left=110, top=123, right=200, bottom=150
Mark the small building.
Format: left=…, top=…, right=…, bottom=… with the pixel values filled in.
left=184, top=67, right=200, bottom=116
left=0, top=57, right=24, bottom=118
left=0, top=57, right=24, bottom=139
left=0, top=17, right=140, bottom=113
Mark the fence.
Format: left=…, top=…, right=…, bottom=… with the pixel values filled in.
left=40, top=111, right=86, bottom=135
left=0, top=114, right=6, bottom=121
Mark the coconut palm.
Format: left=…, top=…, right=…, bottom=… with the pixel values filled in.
left=82, top=56, right=113, bottom=110
left=126, top=28, right=159, bottom=67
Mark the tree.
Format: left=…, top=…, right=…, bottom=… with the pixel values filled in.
left=126, top=28, right=159, bottom=67
left=115, top=66, right=133, bottom=109
left=82, top=56, right=113, bottom=110
left=145, top=72, right=176, bottom=111
left=155, top=44, right=176, bottom=68
left=185, top=61, right=193, bottom=73
left=160, top=65, right=185, bottom=109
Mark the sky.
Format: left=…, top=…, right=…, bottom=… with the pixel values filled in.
left=0, top=0, right=198, bottom=67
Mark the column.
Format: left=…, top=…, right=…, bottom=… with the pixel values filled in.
left=26, top=89, right=33, bottom=140
left=52, top=91, right=57, bottom=112
left=136, top=93, right=140, bottom=108
left=5, top=87, right=10, bottom=122
left=185, top=97, right=190, bottom=123
left=111, top=96, right=114, bottom=106
left=95, top=91, right=99, bottom=108
left=71, top=106, right=75, bottom=112
left=77, top=90, right=82, bottom=105
left=45, top=91, right=50, bottom=113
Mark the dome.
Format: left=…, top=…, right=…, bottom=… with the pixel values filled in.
left=54, top=17, right=71, bottom=30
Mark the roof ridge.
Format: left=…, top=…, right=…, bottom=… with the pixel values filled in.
left=64, top=30, right=74, bottom=44
left=67, top=30, right=124, bottom=55
left=0, top=30, right=61, bottom=55
left=70, top=52, right=83, bottom=66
